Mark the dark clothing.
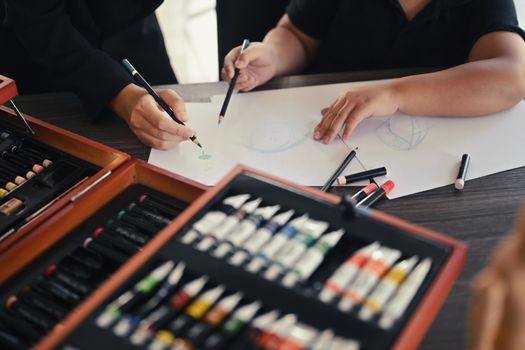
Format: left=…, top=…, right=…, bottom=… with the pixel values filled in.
left=216, top=0, right=290, bottom=70
left=287, top=0, right=525, bottom=74
left=0, top=0, right=176, bottom=119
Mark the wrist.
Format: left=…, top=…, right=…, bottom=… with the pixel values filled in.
left=109, top=83, right=147, bottom=122
left=388, top=79, right=408, bottom=113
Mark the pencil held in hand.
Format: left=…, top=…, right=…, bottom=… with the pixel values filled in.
left=219, top=39, right=250, bottom=125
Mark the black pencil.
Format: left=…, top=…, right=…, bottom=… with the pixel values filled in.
left=9, top=100, right=35, bottom=135
left=121, top=59, right=202, bottom=149
left=218, top=39, right=250, bottom=125
left=321, top=149, right=358, bottom=192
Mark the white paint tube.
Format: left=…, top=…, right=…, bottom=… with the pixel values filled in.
left=212, top=205, right=280, bottom=258
left=338, top=247, right=401, bottom=312
left=379, top=258, right=432, bottom=330
left=319, top=242, right=381, bottom=303
left=181, top=194, right=250, bottom=244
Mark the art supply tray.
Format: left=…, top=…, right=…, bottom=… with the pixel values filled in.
left=38, top=166, right=466, bottom=350
left=0, top=159, right=207, bottom=349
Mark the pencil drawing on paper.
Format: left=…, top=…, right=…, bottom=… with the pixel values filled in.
left=198, top=153, right=212, bottom=160
left=376, top=115, right=430, bottom=151
left=242, top=122, right=311, bottom=153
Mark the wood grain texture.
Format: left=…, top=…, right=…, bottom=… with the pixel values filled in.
left=10, top=68, right=525, bottom=350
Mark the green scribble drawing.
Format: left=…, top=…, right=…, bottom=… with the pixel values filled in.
left=199, top=153, right=212, bottom=160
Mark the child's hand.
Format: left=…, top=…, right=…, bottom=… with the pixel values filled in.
left=221, top=42, right=278, bottom=91
left=314, top=83, right=402, bottom=144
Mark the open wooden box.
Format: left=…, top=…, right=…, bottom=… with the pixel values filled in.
left=33, top=166, right=467, bottom=350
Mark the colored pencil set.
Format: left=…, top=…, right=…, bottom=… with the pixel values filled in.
left=97, top=260, right=360, bottom=350
left=0, top=193, right=183, bottom=349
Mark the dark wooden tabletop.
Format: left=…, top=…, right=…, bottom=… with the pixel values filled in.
left=10, top=69, right=525, bottom=350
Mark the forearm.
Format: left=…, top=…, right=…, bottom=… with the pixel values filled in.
left=263, top=20, right=317, bottom=77
left=394, top=58, right=525, bottom=117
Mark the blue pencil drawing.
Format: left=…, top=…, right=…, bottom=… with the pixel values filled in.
left=376, top=116, right=431, bottom=151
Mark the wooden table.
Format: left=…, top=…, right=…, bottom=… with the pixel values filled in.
left=11, top=70, right=525, bottom=350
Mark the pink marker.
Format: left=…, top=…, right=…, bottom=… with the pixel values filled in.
left=454, top=154, right=471, bottom=191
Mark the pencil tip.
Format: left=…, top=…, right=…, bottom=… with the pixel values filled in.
left=218, top=115, right=224, bottom=125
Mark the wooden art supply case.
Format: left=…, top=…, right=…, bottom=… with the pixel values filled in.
left=37, top=166, right=467, bottom=350
left=0, top=75, right=208, bottom=348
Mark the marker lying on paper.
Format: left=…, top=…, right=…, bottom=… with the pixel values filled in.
left=336, top=167, right=387, bottom=185
left=357, top=180, right=395, bottom=208
left=454, top=154, right=471, bottom=191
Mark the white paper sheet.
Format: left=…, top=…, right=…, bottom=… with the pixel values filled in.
left=148, top=80, right=525, bottom=198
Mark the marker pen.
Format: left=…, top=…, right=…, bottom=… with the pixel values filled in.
left=2, top=152, right=43, bottom=173
left=0, top=323, right=28, bottom=350
left=181, top=194, right=250, bottom=245
left=0, top=168, right=25, bottom=185
left=0, top=176, right=17, bottom=191
left=69, top=247, right=105, bottom=271
left=256, top=314, right=297, bottom=349
left=128, top=202, right=171, bottom=227
left=184, top=292, right=243, bottom=345
left=379, top=258, right=432, bottom=329
left=113, top=262, right=186, bottom=336
left=0, top=161, right=35, bottom=179
left=336, top=167, right=387, bottom=185
left=319, top=242, right=381, bottom=303
left=246, top=214, right=308, bottom=274
left=196, top=198, right=262, bottom=252
left=264, top=219, right=329, bottom=281
left=117, top=211, right=159, bottom=235
left=20, top=290, right=69, bottom=321
left=93, top=227, right=142, bottom=255
left=213, top=205, right=280, bottom=258
left=356, top=180, right=395, bottom=208
left=0, top=311, right=42, bottom=343
left=83, top=237, right=129, bottom=264
left=454, top=154, right=471, bottom=191
left=105, top=222, right=150, bottom=246
left=129, top=276, right=208, bottom=345
left=359, top=256, right=418, bottom=321
left=282, top=229, right=345, bottom=288
left=229, top=210, right=294, bottom=267
left=276, top=323, right=318, bottom=350
left=96, top=261, right=175, bottom=328
left=54, top=258, right=93, bottom=281
left=338, top=247, right=401, bottom=312
left=32, top=275, right=81, bottom=306
left=6, top=296, right=55, bottom=332
left=201, top=301, right=261, bottom=349
left=139, top=195, right=180, bottom=218
left=46, top=265, right=92, bottom=295
left=351, top=183, right=379, bottom=204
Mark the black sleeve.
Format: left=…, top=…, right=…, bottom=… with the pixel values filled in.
left=5, top=0, right=135, bottom=119
left=286, top=0, right=337, bottom=39
left=467, top=0, right=525, bottom=49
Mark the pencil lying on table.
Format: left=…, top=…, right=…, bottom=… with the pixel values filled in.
left=121, top=59, right=203, bottom=149
left=218, top=39, right=250, bottom=125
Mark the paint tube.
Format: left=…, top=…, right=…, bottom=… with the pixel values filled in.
left=264, top=219, right=330, bottom=281
left=213, top=205, right=280, bottom=258
left=148, top=285, right=226, bottom=350
left=282, top=229, right=345, bottom=287
left=329, top=336, right=361, bottom=350
left=311, top=329, right=335, bottom=350
left=196, top=198, right=262, bottom=252
left=113, top=262, right=186, bottom=336
left=239, top=310, right=280, bottom=350
left=276, top=323, right=318, bottom=350
left=338, top=247, right=402, bottom=312
left=245, top=215, right=309, bottom=273
left=229, top=210, right=294, bottom=267
left=201, top=301, right=262, bottom=349
left=256, top=314, right=297, bottom=349
left=319, top=242, right=380, bottom=303
left=181, top=194, right=250, bottom=245
left=359, top=256, right=418, bottom=321
left=379, top=258, right=432, bottom=330
left=184, top=292, right=243, bottom=345
left=96, top=261, right=175, bottom=328
left=130, top=276, right=208, bottom=345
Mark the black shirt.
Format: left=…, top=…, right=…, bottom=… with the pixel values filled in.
left=287, top=0, right=525, bottom=73
left=0, top=0, right=176, bottom=118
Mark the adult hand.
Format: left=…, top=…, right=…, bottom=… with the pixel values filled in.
left=469, top=203, right=525, bottom=350
left=314, top=83, right=402, bottom=144
left=111, top=84, right=195, bottom=150
left=221, top=42, right=278, bottom=91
